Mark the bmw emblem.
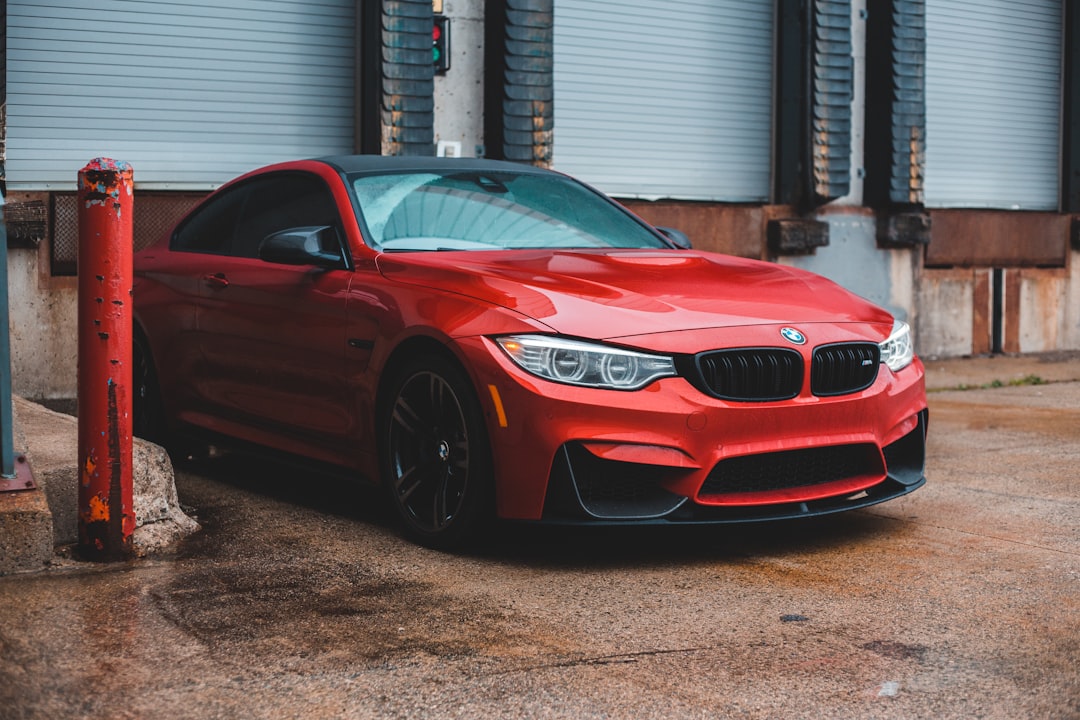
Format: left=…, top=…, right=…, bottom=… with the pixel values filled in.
left=780, top=327, right=806, bottom=345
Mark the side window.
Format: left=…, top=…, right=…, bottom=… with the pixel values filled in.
left=234, top=173, right=342, bottom=259
left=171, top=184, right=249, bottom=254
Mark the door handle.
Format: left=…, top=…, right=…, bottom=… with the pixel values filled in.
left=203, top=273, right=229, bottom=289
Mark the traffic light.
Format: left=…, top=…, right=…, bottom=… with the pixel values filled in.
left=433, top=16, right=450, bottom=74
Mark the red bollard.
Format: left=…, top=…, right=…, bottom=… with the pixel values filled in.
left=77, top=158, right=135, bottom=561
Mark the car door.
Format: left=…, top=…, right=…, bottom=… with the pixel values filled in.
left=194, top=171, right=355, bottom=459
left=146, top=180, right=249, bottom=426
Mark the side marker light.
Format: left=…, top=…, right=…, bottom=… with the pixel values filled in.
left=487, top=384, right=508, bottom=428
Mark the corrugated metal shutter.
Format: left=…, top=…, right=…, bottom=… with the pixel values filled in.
left=925, top=0, right=1061, bottom=210
left=552, top=0, right=773, bottom=202
left=6, top=0, right=355, bottom=190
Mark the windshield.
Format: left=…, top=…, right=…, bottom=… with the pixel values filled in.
left=348, top=170, right=669, bottom=251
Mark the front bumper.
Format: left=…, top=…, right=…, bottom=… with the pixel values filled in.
left=541, top=409, right=926, bottom=525
left=455, top=335, right=928, bottom=524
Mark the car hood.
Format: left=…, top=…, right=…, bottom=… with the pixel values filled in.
left=375, top=249, right=892, bottom=339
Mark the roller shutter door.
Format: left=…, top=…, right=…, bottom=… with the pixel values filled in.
left=6, top=0, right=355, bottom=190
left=553, top=0, right=774, bottom=201
left=925, top=0, right=1061, bottom=210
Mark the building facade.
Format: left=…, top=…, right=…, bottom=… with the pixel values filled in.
left=4, top=0, right=1079, bottom=399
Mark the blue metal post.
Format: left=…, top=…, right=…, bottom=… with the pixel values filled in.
left=0, top=192, right=36, bottom=494
left=0, top=192, right=15, bottom=480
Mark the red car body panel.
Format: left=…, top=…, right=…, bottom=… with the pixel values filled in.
left=376, top=249, right=894, bottom=339
left=134, top=157, right=928, bottom=528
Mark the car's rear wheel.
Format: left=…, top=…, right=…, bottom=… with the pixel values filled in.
left=381, top=355, right=492, bottom=549
left=133, top=331, right=206, bottom=461
left=132, top=330, right=165, bottom=442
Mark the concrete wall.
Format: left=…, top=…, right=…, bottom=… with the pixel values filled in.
left=779, top=212, right=918, bottom=328
left=917, top=252, right=1080, bottom=359
left=1019, top=256, right=1080, bottom=353
left=781, top=218, right=1080, bottom=361
left=917, top=269, right=977, bottom=359
left=433, top=0, right=484, bottom=158
left=6, top=243, right=78, bottom=401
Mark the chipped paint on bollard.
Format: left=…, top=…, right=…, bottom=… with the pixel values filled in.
left=77, top=158, right=135, bottom=561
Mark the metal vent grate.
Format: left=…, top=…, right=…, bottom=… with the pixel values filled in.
left=700, top=444, right=881, bottom=497
left=50, top=192, right=206, bottom=276
left=811, top=343, right=880, bottom=396
left=694, top=348, right=803, bottom=402
left=559, top=444, right=686, bottom=520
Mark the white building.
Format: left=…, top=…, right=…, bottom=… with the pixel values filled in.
left=4, top=0, right=1078, bottom=400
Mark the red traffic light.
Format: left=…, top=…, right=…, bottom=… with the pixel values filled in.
left=433, top=16, right=450, bottom=74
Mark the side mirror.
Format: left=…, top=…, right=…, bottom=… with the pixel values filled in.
left=259, top=226, right=345, bottom=268
left=655, top=226, right=692, bottom=250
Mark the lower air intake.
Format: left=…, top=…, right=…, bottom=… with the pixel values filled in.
left=699, top=444, right=882, bottom=497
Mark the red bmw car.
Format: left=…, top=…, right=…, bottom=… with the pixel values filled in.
left=133, top=156, right=927, bottom=547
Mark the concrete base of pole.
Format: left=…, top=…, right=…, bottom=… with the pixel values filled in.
left=0, top=401, right=52, bottom=574
left=0, top=481, right=53, bottom=575
left=0, top=397, right=198, bottom=573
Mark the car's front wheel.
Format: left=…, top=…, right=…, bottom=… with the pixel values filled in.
left=381, top=355, right=492, bottom=549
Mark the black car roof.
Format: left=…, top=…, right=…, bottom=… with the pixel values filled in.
left=317, top=154, right=556, bottom=176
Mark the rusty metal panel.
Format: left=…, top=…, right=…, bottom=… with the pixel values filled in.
left=1003, top=270, right=1022, bottom=354
left=925, top=210, right=1069, bottom=268
left=618, top=201, right=767, bottom=259
left=972, top=269, right=991, bottom=355
left=3, top=196, right=47, bottom=248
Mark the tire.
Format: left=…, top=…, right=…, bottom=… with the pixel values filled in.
left=133, top=331, right=202, bottom=461
left=380, top=355, right=493, bottom=549
left=132, top=331, right=165, bottom=442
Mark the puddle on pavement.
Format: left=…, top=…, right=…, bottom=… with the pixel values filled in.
left=161, top=472, right=570, bottom=668
left=929, top=399, right=1080, bottom=441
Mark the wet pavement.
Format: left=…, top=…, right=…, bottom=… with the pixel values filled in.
left=2, top=366, right=1078, bottom=719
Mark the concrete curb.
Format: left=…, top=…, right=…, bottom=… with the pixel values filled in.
left=923, top=351, right=1080, bottom=391
left=0, top=397, right=199, bottom=574
left=0, top=472, right=52, bottom=575
left=0, top=397, right=53, bottom=574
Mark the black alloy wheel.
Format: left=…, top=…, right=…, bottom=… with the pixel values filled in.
left=132, top=331, right=164, bottom=442
left=382, top=356, right=492, bottom=548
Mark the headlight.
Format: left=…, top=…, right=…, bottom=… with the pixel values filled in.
left=879, top=320, right=914, bottom=372
left=495, top=335, right=677, bottom=390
